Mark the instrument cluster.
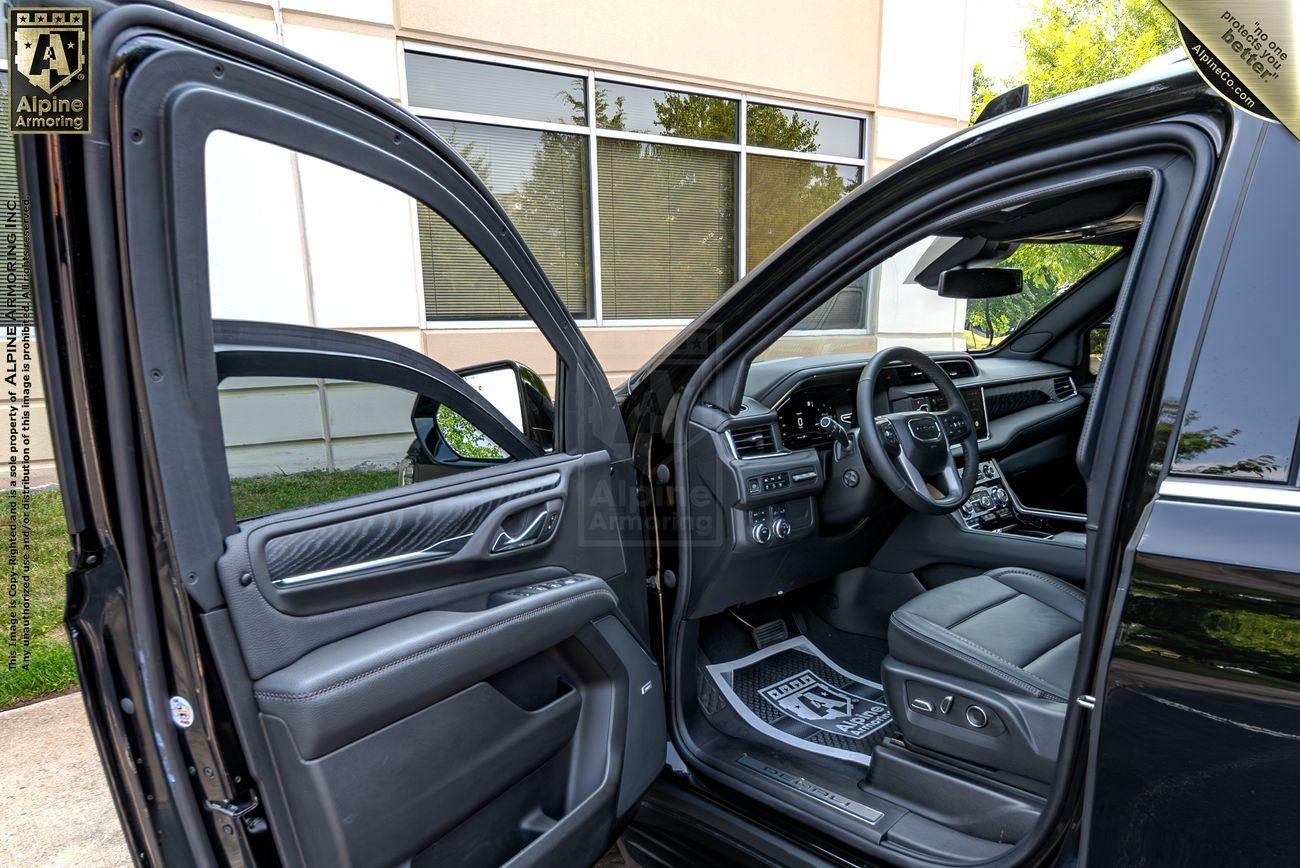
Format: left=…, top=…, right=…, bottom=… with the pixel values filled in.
left=776, top=386, right=855, bottom=449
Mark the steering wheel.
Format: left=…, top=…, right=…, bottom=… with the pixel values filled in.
left=855, top=347, right=979, bottom=515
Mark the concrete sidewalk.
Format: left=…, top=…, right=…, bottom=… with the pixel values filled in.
left=0, top=693, right=131, bottom=867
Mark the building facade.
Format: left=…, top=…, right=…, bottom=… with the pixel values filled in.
left=11, top=0, right=978, bottom=483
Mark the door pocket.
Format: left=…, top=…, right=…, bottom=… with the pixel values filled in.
left=264, top=679, right=581, bottom=868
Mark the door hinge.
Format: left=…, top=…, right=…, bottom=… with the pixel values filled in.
left=1076, top=694, right=1096, bottom=711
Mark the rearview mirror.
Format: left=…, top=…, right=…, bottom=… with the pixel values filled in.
left=937, top=268, right=1022, bottom=299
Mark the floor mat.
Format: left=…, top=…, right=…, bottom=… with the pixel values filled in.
left=705, top=635, right=894, bottom=767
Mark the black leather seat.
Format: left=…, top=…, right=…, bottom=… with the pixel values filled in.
left=881, top=567, right=1084, bottom=781
left=888, top=567, right=1083, bottom=702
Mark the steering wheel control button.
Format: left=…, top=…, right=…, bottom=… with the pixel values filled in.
left=876, top=419, right=900, bottom=450
left=910, top=698, right=935, bottom=714
left=965, top=705, right=989, bottom=729
left=842, top=469, right=860, bottom=487
left=751, top=523, right=772, bottom=545
left=943, top=416, right=970, bottom=439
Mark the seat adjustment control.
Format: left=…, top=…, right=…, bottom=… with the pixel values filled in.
left=939, top=694, right=954, bottom=715
left=909, top=698, right=934, bottom=713
left=965, top=704, right=989, bottom=729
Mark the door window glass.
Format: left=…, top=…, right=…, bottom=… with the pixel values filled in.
left=205, top=132, right=559, bottom=516
left=1087, top=316, right=1112, bottom=378
left=1171, top=132, right=1300, bottom=483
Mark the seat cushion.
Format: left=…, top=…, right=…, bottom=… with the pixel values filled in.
left=888, top=567, right=1084, bottom=702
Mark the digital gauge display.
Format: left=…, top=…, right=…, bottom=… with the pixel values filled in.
left=777, top=388, right=855, bottom=449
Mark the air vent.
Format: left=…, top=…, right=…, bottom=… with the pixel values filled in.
left=728, top=423, right=779, bottom=458
left=1052, top=376, right=1077, bottom=401
left=940, top=360, right=976, bottom=379
left=890, top=359, right=975, bottom=384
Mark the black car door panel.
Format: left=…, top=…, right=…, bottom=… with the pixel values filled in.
left=251, top=575, right=617, bottom=759
left=24, top=6, right=663, bottom=866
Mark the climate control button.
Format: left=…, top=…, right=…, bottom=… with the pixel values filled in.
left=751, top=522, right=772, bottom=545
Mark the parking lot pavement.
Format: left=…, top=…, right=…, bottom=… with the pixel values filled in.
left=0, top=693, right=131, bottom=867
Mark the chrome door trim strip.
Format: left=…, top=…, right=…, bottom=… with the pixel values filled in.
left=1158, top=477, right=1300, bottom=510
left=272, top=532, right=475, bottom=587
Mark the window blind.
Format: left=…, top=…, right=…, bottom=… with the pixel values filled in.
left=597, top=139, right=735, bottom=319
left=746, top=155, right=860, bottom=272
left=421, top=120, right=591, bottom=320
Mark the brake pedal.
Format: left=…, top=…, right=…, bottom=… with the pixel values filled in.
left=751, top=619, right=788, bottom=648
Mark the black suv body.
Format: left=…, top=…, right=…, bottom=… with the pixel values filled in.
left=21, top=2, right=1300, bottom=866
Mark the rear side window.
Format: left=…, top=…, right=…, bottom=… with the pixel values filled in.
left=1171, top=128, right=1300, bottom=484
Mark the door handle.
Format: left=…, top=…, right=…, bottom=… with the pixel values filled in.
left=491, top=507, right=550, bottom=553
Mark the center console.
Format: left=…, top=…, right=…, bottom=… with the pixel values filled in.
left=955, top=459, right=1086, bottom=544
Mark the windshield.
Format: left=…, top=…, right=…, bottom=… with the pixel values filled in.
left=759, top=238, right=1120, bottom=362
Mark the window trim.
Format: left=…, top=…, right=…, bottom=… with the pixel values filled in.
left=400, top=41, right=872, bottom=328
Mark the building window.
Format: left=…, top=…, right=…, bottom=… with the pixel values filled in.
left=404, top=46, right=870, bottom=325
left=422, top=120, right=592, bottom=319
left=598, top=139, right=735, bottom=318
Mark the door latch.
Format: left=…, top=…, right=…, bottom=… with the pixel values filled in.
left=205, top=791, right=260, bottom=820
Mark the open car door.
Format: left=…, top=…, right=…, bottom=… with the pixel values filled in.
left=22, top=2, right=663, bottom=865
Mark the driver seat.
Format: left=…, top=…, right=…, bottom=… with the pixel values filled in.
left=881, top=567, right=1082, bottom=783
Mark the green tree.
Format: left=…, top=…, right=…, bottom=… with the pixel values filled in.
left=1016, top=0, right=1181, bottom=103
left=965, top=243, right=1117, bottom=348
left=964, top=0, right=1181, bottom=347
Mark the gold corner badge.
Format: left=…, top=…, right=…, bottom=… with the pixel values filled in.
left=8, top=7, right=91, bottom=134
left=1163, top=1, right=1293, bottom=137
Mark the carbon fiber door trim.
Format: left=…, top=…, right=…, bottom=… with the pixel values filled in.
left=264, top=472, right=561, bottom=584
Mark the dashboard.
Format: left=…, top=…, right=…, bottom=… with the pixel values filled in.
left=776, top=379, right=989, bottom=450
left=679, top=352, right=1090, bottom=618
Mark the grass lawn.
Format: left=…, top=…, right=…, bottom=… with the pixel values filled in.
left=0, top=469, right=401, bottom=710
left=1, top=488, right=78, bottom=710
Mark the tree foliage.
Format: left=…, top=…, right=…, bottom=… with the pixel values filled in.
left=965, top=243, right=1117, bottom=349
left=965, top=0, right=1181, bottom=348
left=1016, top=0, right=1181, bottom=102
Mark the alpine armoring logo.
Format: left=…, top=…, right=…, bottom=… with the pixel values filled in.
left=8, top=7, right=91, bottom=134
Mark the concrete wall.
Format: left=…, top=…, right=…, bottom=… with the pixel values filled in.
left=21, top=0, right=978, bottom=484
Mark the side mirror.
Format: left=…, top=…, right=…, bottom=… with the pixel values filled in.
left=938, top=267, right=1022, bottom=299
left=409, top=361, right=555, bottom=473
left=457, top=361, right=555, bottom=452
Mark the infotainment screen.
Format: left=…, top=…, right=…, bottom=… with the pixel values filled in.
left=906, top=387, right=988, bottom=440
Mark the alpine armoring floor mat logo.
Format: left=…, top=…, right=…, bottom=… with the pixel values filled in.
left=759, top=669, right=891, bottom=740
left=705, top=635, right=896, bottom=766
